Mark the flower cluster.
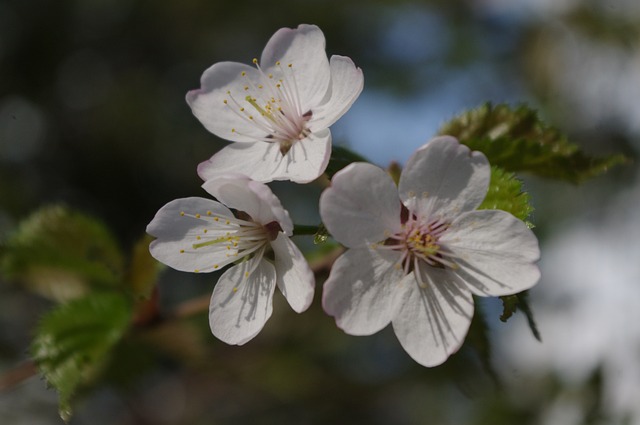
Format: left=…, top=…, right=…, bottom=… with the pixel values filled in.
left=148, top=24, right=540, bottom=365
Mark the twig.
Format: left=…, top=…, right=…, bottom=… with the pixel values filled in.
left=0, top=360, right=37, bottom=393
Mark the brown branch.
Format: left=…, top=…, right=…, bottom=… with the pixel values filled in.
left=0, top=360, right=37, bottom=393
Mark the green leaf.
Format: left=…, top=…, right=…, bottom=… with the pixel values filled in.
left=499, top=292, right=541, bottom=342
left=30, top=293, right=132, bottom=422
left=439, top=103, right=627, bottom=183
left=325, top=145, right=369, bottom=179
left=478, top=166, right=534, bottom=226
left=1, top=205, right=124, bottom=301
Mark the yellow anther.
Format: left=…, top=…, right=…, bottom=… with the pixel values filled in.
left=214, top=264, right=219, bottom=269
left=223, top=99, right=228, bottom=104
left=276, top=61, right=281, bottom=66
left=258, top=84, right=263, bottom=89
left=225, top=220, right=230, bottom=224
left=268, top=73, right=273, bottom=78
left=233, top=287, right=238, bottom=292
left=195, top=213, right=201, bottom=218
left=231, top=128, right=236, bottom=133
left=241, top=71, right=246, bottom=76
left=252, top=58, right=258, bottom=64
left=288, top=63, right=292, bottom=68
left=203, top=229, right=208, bottom=233
left=194, top=269, right=200, bottom=273
left=207, top=211, right=212, bottom=216
left=244, top=271, right=249, bottom=277
left=276, top=83, right=281, bottom=88
left=180, top=211, right=185, bottom=216
left=196, top=236, right=201, bottom=240
left=179, top=249, right=185, bottom=254
left=240, top=107, right=245, bottom=112
left=214, top=217, right=219, bottom=221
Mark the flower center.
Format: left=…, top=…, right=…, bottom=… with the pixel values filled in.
left=376, top=204, right=459, bottom=285
left=178, top=209, right=272, bottom=272
left=223, top=59, right=312, bottom=155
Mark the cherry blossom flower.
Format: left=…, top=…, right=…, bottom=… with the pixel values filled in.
left=188, top=24, right=364, bottom=184
left=146, top=175, right=314, bottom=345
left=319, top=136, right=541, bottom=367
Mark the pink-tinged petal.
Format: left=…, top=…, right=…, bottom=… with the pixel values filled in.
left=441, top=209, right=541, bottom=296
left=308, top=55, right=364, bottom=132
left=392, top=268, right=474, bottom=367
left=147, top=197, right=240, bottom=273
left=260, top=24, right=331, bottom=111
left=202, top=177, right=293, bottom=234
left=271, top=233, right=315, bottom=313
left=320, top=162, right=402, bottom=248
left=209, top=254, right=276, bottom=345
left=186, top=62, right=268, bottom=143
left=399, top=136, right=490, bottom=219
left=322, top=247, right=407, bottom=335
left=197, top=130, right=331, bottom=184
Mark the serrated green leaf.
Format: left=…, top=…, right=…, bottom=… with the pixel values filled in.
left=479, top=166, right=534, bottom=226
left=439, top=103, right=627, bottom=183
left=325, top=145, right=369, bottom=178
left=31, top=292, right=132, bottom=422
left=127, top=234, right=161, bottom=299
left=1, top=205, right=124, bottom=301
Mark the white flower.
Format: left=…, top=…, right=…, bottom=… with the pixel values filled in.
left=319, top=136, right=541, bottom=367
left=188, top=24, right=364, bottom=184
left=146, top=175, right=315, bottom=345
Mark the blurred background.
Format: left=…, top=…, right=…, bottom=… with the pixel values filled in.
left=1, top=0, right=639, bottom=424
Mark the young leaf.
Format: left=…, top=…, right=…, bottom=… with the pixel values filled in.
left=30, top=293, right=132, bottom=422
left=439, top=103, right=626, bottom=183
left=479, top=166, right=534, bottom=226
left=1, top=205, right=124, bottom=301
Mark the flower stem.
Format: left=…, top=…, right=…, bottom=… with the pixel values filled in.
left=293, top=225, right=320, bottom=236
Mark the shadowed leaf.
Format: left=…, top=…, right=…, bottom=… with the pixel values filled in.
left=439, top=103, right=627, bottom=183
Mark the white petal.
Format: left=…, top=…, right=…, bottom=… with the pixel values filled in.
left=441, top=209, right=541, bottom=296
left=320, top=162, right=402, bottom=248
left=186, top=62, right=268, bottom=143
left=392, top=268, right=474, bottom=367
left=147, top=197, right=241, bottom=273
left=308, top=55, right=364, bottom=132
left=322, top=247, right=407, bottom=335
left=271, top=233, right=315, bottom=313
left=202, top=177, right=293, bottom=234
left=274, top=128, right=332, bottom=183
left=260, top=24, right=331, bottom=111
left=209, top=255, right=276, bottom=345
left=197, top=141, right=283, bottom=183
left=197, top=130, right=331, bottom=184
left=399, top=136, right=490, bottom=219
